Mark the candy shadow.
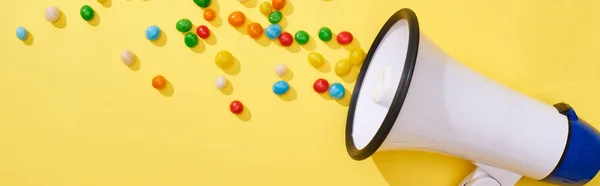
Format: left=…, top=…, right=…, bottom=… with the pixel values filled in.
left=209, top=16, right=224, bottom=27
left=255, top=34, right=272, bottom=47
left=23, top=31, right=34, bottom=46
left=100, top=0, right=112, bottom=8
left=236, top=106, right=252, bottom=121
left=335, top=88, right=351, bottom=107
left=128, top=54, right=141, bottom=71
left=223, top=58, right=241, bottom=75
left=220, top=79, right=234, bottom=95
left=280, top=68, right=294, bottom=81
left=278, top=16, right=288, bottom=29
left=190, top=40, right=206, bottom=53
left=278, top=86, right=297, bottom=101
left=234, top=17, right=251, bottom=35
left=316, top=61, right=331, bottom=73
left=280, top=0, right=294, bottom=15
left=151, top=31, right=167, bottom=47
left=301, top=38, right=316, bottom=51
left=242, top=0, right=257, bottom=8
left=341, top=67, right=359, bottom=83
left=159, top=82, right=175, bottom=97
left=52, top=11, right=67, bottom=28
left=87, top=11, right=100, bottom=26
left=326, top=33, right=341, bottom=49
left=205, top=0, right=220, bottom=13
left=343, top=37, right=362, bottom=51
left=320, top=92, right=333, bottom=100
left=204, top=30, right=217, bottom=45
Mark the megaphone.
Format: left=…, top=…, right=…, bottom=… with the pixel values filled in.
left=345, top=8, right=600, bottom=186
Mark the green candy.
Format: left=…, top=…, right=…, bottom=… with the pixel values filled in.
left=176, top=19, right=193, bottom=32
left=268, top=11, right=283, bottom=24
left=295, top=30, right=310, bottom=45
left=193, top=0, right=211, bottom=8
left=184, top=33, right=199, bottom=48
left=80, top=5, right=95, bottom=21
left=318, top=27, right=332, bottom=42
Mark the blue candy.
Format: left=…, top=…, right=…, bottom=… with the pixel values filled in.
left=273, top=80, right=290, bottom=95
left=146, top=25, right=161, bottom=41
left=328, top=83, right=345, bottom=100
left=16, top=26, right=28, bottom=41
left=265, top=24, right=282, bottom=40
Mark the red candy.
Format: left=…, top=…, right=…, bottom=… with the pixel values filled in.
left=279, top=32, right=293, bottom=47
left=230, top=100, right=244, bottom=114
left=313, top=78, right=329, bottom=93
left=337, top=31, right=353, bottom=45
left=196, top=25, right=210, bottom=39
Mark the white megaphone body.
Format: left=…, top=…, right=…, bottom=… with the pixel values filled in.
left=346, top=8, right=600, bottom=186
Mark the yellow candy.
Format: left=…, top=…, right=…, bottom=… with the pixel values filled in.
left=308, top=52, right=325, bottom=67
left=349, top=48, right=366, bottom=65
left=260, top=2, right=273, bottom=16
left=335, top=59, right=352, bottom=76
left=97, top=0, right=107, bottom=2
left=215, top=51, right=234, bottom=68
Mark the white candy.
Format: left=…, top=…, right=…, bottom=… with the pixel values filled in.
left=275, top=64, right=287, bottom=76
left=45, top=6, right=60, bottom=23
left=216, top=76, right=227, bottom=90
left=121, top=50, right=135, bottom=66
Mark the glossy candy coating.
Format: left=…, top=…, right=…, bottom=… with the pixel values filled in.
left=260, top=2, right=273, bottom=16
left=313, top=79, right=329, bottom=93
left=335, top=59, right=352, bottom=76
left=80, top=5, right=94, bottom=21
left=215, top=76, right=226, bottom=90
left=278, top=32, right=293, bottom=46
left=45, top=6, right=60, bottom=22
left=318, top=27, right=333, bottom=42
left=215, top=51, right=234, bottom=68
left=247, top=23, right=264, bottom=39
left=294, top=30, right=309, bottom=45
left=273, top=80, right=290, bottom=95
left=152, top=75, right=167, bottom=90
left=328, top=83, right=345, bottom=100
left=268, top=11, right=282, bottom=24
left=275, top=64, right=287, bottom=76
left=228, top=11, right=246, bottom=27
left=176, top=19, right=193, bottom=32
left=203, top=9, right=216, bottom=21
left=184, top=33, right=198, bottom=48
left=265, top=24, right=282, bottom=39
left=193, top=0, right=211, bottom=8
left=337, top=31, right=353, bottom=45
left=146, top=25, right=161, bottom=41
left=308, top=52, right=325, bottom=67
left=230, top=100, right=244, bottom=114
left=196, top=25, right=210, bottom=39
left=272, top=0, right=286, bottom=10
left=121, top=50, right=135, bottom=66
left=16, top=27, right=27, bottom=41
left=349, top=48, right=366, bottom=65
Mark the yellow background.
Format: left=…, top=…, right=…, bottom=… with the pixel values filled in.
left=1, top=0, right=599, bottom=185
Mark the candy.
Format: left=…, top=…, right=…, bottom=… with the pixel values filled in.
left=45, top=6, right=61, bottom=23
left=318, top=27, right=333, bottom=42
left=80, top=5, right=94, bottom=21
left=337, top=31, right=353, bottom=45
left=196, top=25, right=210, bottom=39
left=97, top=0, right=107, bottom=2
left=313, top=78, right=329, bottom=93
left=228, top=11, right=246, bottom=27
left=260, top=2, right=273, bottom=16
left=203, top=9, right=216, bottom=21
left=16, top=27, right=27, bottom=41
left=275, top=64, right=287, bottom=76
left=273, top=80, right=290, bottom=95
left=247, top=23, right=264, bottom=39
left=328, top=83, right=345, bottom=100
left=230, top=100, right=244, bottom=114
left=146, top=25, right=161, bottom=41
left=121, top=50, right=135, bottom=66
left=152, top=75, right=167, bottom=90
left=335, top=59, right=352, bottom=76
left=268, top=11, right=282, bottom=24
left=278, top=32, right=293, bottom=46
left=294, top=30, right=309, bottom=45
left=272, top=0, right=286, bottom=10
left=215, top=76, right=227, bottom=90
left=184, top=33, right=198, bottom=48
left=176, top=19, right=192, bottom=32
left=349, top=48, right=366, bottom=65
left=215, top=51, right=234, bottom=68
left=193, top=0, right=211, bottom=8
left=265, top=24, right=282, bottom=39
left=308, top=52, right=325, bottom=67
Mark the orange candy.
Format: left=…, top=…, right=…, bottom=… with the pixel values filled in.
left=203, top=9, right=216, bottom=21
left=152, top=75, right=167, bottom=89
left=272, top=0, right=286, bottom=10
left=247, top=23, right=264, bottom=39
left=228, top=11, right=246, bottom=27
